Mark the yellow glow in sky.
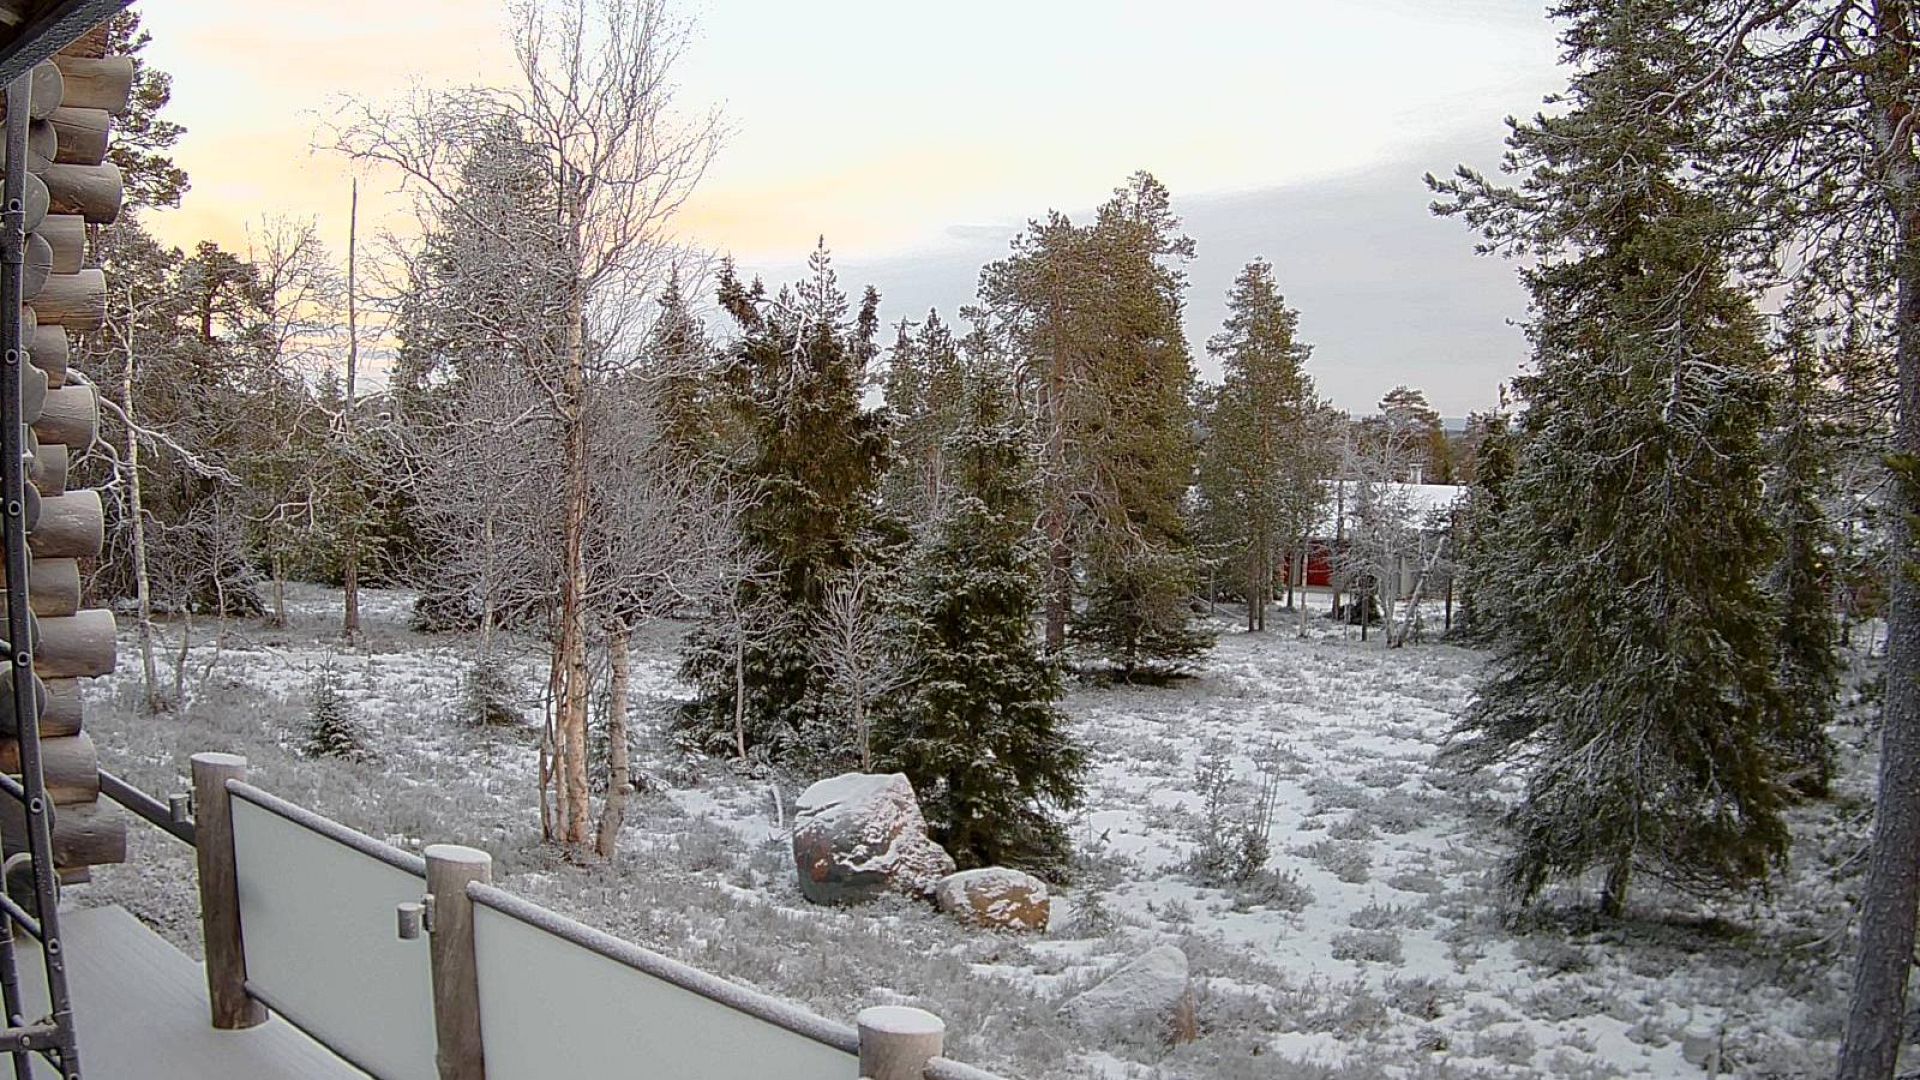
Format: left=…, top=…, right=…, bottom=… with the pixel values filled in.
left=136, top=0, right=1558, bottom=264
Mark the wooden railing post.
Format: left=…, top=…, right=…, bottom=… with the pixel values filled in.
left=190, top=751, right=264, bottom=1029
left=857, top=1006, right=944, bottom=1080
left=425, top=843, right=491, bottom=1080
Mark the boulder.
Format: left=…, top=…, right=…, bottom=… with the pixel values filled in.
left=935, top=867, right=1050, bottom=932
left=1060, top=945, right=1197, bottom=1044
left=792, top=773, right=955, bottom=906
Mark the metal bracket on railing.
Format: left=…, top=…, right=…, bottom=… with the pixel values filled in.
left=168, top=794, right=191, bottom=824
left=396, top=902, right=424, bottom=941
left=422, top=893, right=437, bottom=935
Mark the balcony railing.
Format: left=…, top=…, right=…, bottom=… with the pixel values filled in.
left=99, top=752, right=1009, bottom=1080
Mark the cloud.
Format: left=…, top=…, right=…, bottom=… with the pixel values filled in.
left=733, top=138, right=1530, bottom=418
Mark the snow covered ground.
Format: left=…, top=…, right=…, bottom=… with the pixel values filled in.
left=79, top=585, right=1881, bottom=1079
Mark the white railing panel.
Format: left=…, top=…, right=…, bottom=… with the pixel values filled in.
left=472, top=895, right=857, bottom=1080
left=229, top=789, right=437, bottom=1080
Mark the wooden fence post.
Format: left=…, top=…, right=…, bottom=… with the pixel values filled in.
left=190, top=751, right=264, bottom=1029
left=857, top=1006, right=944, bottom=1080
left=425, top=843, right=491, bottom=1080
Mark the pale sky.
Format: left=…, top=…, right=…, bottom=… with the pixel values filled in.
left=136, top=1, right=1565, bottom=415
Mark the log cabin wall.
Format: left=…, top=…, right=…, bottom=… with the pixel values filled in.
left=0, top=26, right=133, bottom=877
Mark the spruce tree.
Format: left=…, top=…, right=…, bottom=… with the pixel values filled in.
left=1452, top=404, right=1516, bottom=642
left=646, top=274, right=722, bottom=471
left=1196, top=259, right=1325, bottom=632
left=676, top=246, right=889, bottom=761
left=1768, top=304, right=1841, bottom=797
left=880, top=311, right=967, bottom=532
left=879, top=362, right=1085, bottom=873
left=305, top=660, right=369, bottom=760
left=1432, top=0, right=1788, bottom=914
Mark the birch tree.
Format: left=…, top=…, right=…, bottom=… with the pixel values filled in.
left=333, top=0, right=720, bottom=846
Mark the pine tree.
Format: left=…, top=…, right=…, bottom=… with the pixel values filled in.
left=1196, top=259, right=1326, bottom=632
left=305, top=659, right=368, bottom=760
left=102, top=11, right=189, bottom=211
left=1432, top=0, right=1789, bottom=914
left=974, top=172, right=1212, bottom=672
left=879, top=362, right=1085, bottom=873
left=1768, top=303, right=1841, bottom=797
left=676, top=246, right=889, bottom=760
left=1073, top=174, right=1213, bottom=676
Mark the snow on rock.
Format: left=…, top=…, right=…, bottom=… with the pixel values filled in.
left=1059, top=945, right=1196, bottom=1045
left=934, top=867, right=1050, bottom=932
left=791, top=772, right=955, bottom=905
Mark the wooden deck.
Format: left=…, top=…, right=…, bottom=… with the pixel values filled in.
left=14, top=904, right=365, bottom=1079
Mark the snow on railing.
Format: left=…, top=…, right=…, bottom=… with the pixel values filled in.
left=173, top=752, right=1008, bottom=1080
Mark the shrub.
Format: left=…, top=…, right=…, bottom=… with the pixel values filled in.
left=459, top=661, right=520, bottom=727
left=304, top=660, right=369, bottom=760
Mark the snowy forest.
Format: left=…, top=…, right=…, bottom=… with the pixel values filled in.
left=54, top=1, right=1920, bottom=1078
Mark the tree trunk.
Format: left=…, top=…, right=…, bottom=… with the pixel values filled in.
left=732, top=629, right=747, bottom=761
left=1043, top=298, right=1071, bottom=653
left=1297, top=546, right=1310, bottom=638
left=555, top=322, right=592, bottom=846
left=1839, top=15, right=1920, bottom=1071
left=120, top=291, right=159, bottom=712
left=479, top=512, right=496, bottom=660
left=1599, top=853, right=1631, bottom=919
left=593, top=620, right=631, bottom=860
left=172, top=609, right=191, bottom=709
left=341, top=178, right=362, bottom=643
left=269, top=554, right=286, bottom=630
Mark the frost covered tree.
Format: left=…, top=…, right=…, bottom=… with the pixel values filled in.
left=1452, top=403, right=1516, bottom=641
left=1767, top=302, right=1841, bottom=797
left=880, top=311, right=967, bottom=532
left=1432, top=0, right=1789, bottom=916
left=975, top=172, right=1210, bottom=671
left=676, top=248, right=889, bottom=761
left=1195, top=259, right=1328, bottom=633
left=334, top=0, right=721, bottom=845
left=1650, top=3, right=1920, bottom=1065
left=808, top=556, right=902, bottom=771
left=304, top=659, right=368, bottom=760
left=878, top=362, right=1085, bottom=873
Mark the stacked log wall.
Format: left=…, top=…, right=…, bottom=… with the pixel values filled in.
left=0, top=46, right=133, bottom=873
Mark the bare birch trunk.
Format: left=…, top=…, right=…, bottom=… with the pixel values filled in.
left=341, top=178, right=362, bottom=642
left=269, top=555, right=286, bottom=629
left=554, top=279, right=593, bottom=846
left=1297, top=546, right=1310, bottom=638
left=732, top=630, right=747, bottom=761
left=479, top=512, right=496, bottom=660
left=173, top=609, right=192, bottom=708
left=594, top=620, right=631, bottom=859
left=121, top=293, right=160, bottom=712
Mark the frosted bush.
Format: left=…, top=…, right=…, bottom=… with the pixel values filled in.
left=1296, top=838, right=1371, bottom=884
left=1330, top=929, right=1404, bottom=965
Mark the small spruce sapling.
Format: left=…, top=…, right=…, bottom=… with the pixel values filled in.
left=304, top=659, right=369, bottom=760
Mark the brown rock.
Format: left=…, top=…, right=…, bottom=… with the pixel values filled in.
left=935, top=867, right=1050, bottom=932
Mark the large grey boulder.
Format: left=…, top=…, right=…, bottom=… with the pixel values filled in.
left=1060, top=945, right=1197, bottom=1044
left=935, top=867, right=1050, bottom=933
left=791, top=773, right=955, bottom=906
